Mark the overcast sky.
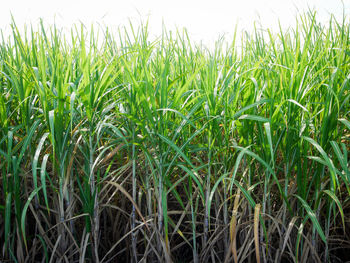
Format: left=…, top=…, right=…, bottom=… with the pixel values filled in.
left=1, top=0, right=349, bottom=45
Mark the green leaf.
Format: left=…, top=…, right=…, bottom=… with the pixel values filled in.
left=322, top=190, right=345, bottom=232
left=294, top=194, right=327, bottom=243
left=4, top=193, right=12, bottom=250
left=233, top=99, right=270, bottom=119
left=21, top=187, right=42, bottom=248
left=238, top=114, right=269, bottom=122
left=339, top=118, right=350, bottom=130
left=32, top=133, right=49, bottom=190
left=41, top=154, right=50, bottom=211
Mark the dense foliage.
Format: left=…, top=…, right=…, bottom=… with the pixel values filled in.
left=0, top=13, right=349, bottom=262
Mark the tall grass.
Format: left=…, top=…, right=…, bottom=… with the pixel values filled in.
left=0, top=12, right=349, bottom=262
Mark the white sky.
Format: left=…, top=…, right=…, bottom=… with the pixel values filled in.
left=1, top=0, right=349, bottom=46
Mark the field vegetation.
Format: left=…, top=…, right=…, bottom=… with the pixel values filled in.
left=0, top=12, right=350, bottom=262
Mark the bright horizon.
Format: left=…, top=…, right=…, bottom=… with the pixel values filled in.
left=1, top=0, right=349, bottom=46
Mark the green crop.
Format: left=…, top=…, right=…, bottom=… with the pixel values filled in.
left=0, top=11, right=349, bottom=262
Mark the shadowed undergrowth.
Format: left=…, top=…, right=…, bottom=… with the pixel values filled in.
left=0, top=12, right=350, bottom=262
